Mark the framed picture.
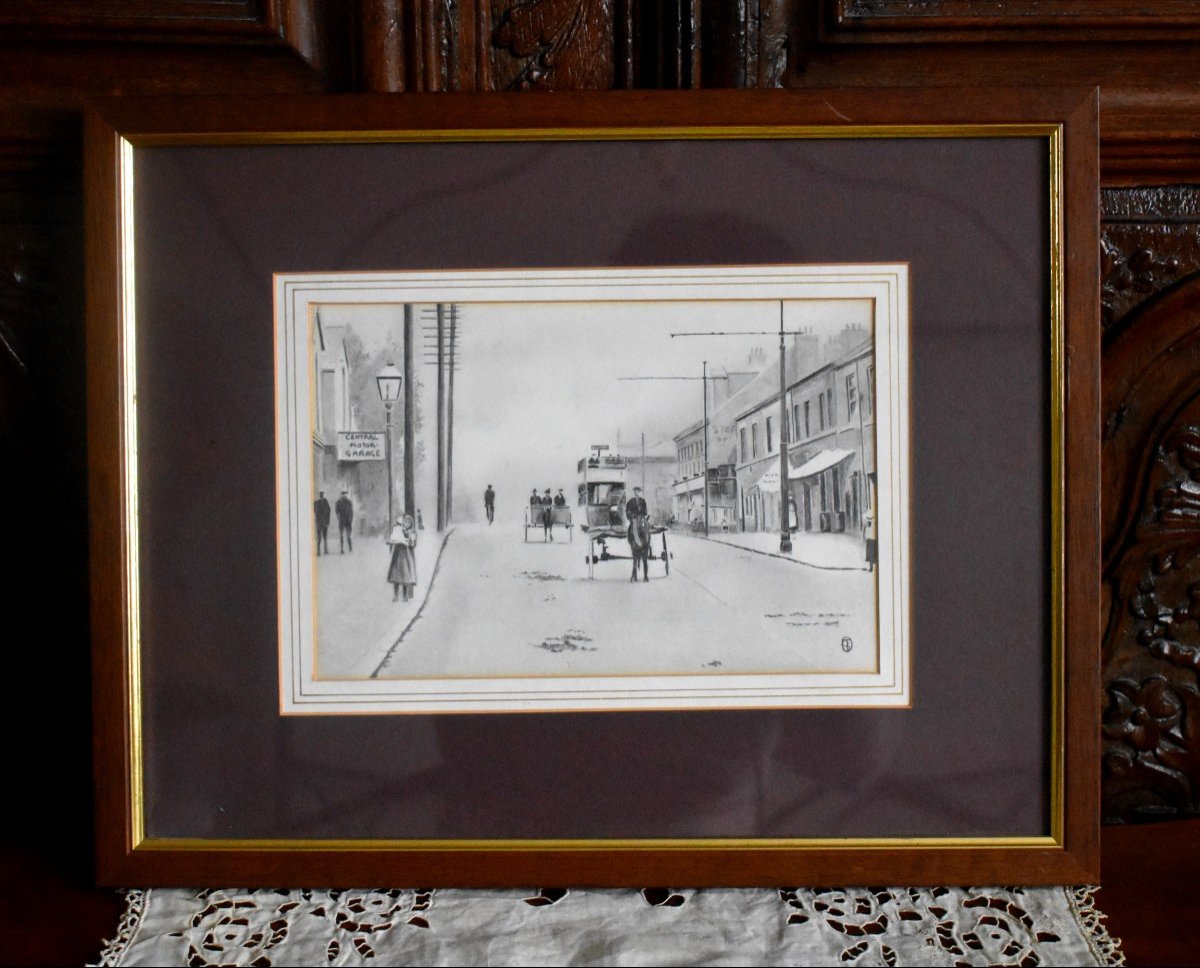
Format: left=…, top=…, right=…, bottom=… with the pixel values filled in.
left=276, top=264, right=910, bottom=713
left=87, top=88, right=1100, bottom=886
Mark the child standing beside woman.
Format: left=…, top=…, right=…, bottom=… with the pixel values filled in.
left=387, top=514, right=418, bottom=602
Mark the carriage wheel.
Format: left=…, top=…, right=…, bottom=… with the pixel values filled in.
left=661, top=533, right=670, bottom=576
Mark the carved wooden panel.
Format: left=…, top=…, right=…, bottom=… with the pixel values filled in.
left=702, top=0, right=801, bottom=89
left=1103, top=186, right=1200, bottom=822
left=489, top=0, right=616, bottom=90
left=354, top=1, right=699, bottom=93
left=0, top=182, right=92, bottom=850
left=1102, top=187, right=1200, bottom=335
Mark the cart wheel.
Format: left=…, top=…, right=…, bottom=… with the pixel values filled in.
left=663, top=551, right=669, bottom=575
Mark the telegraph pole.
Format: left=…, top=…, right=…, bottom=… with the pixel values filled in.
left=420, top=304, right=461, bottom=532
left=447, top=303, right=456, bottom=523
left=702, top=360, right=709, bottom=535
left=436, top=303, right=445, bottom=532
left=777, top=305, right=792, bottom=553
left=403, top=304, right=415, bottom=519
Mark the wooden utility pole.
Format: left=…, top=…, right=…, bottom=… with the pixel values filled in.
left=403, top=304, right=415, bottom=519
left=447, top=303, right=456, bottom=523
left=702, top=360, right=709, bottom=536
left=436, top=303, right=445, bottom=532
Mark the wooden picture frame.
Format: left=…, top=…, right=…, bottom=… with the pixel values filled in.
left=86, top=88, right=1100, bottom=886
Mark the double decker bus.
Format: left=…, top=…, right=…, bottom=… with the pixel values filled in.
left=577, top=452, right=628, bottom=530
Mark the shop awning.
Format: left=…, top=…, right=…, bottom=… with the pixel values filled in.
left=789, top=448, right=854, bottom=481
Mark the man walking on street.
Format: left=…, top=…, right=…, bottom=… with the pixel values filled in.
left=335, top=488, right=354, bottom=553
left=314, top=490, right=331, bottom=556
left=484, top=484, right=496, bottom=524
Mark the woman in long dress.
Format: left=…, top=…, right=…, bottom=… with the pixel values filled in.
left=387, top=514, right=418, bottom=601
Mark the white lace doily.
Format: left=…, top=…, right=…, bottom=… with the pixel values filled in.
left=95, top=885, right=1124, bottom=967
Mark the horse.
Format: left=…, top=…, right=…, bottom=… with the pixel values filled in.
left=628, top=514, right=652, bottom=582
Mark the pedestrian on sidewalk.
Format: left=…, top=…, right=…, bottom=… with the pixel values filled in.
left=387, top=514, right=418, bottom=602
left=314, top=490, right=331, bottom=556
left=863, top=511, right=877, bottom=573
left=335, top=488, right=354, bottom=553
left=484, top=484, right=495, bottom=524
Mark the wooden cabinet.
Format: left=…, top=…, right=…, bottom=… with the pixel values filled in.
left=3, top=1, right=1198, bottom=837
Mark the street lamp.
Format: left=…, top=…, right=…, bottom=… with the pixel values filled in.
left=776, top=305, right=792, bottom=554
left=376, top=361, right=403, bottom=527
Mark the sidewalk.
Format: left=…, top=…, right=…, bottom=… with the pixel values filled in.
left=315, top=526, right=449, bottom=679
left=691, top=527, right=869, bottom=570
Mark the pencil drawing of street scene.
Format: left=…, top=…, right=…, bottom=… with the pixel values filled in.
left=306, top=296, right=884, bottom=683
left=276, top=266, right=910, bottom=712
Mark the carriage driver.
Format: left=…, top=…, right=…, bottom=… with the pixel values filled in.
left=625, top=486, right=649, bottom=526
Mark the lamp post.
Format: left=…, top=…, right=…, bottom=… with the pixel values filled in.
left=376, top=361, right=403, bottom=527
left=777, top=304, right=792, bottom=554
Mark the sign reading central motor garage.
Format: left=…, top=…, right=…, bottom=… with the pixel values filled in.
left=337, top=431, right=386, bottom=461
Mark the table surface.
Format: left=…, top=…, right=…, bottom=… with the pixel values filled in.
left=1, top=819, right=1196, bottom=968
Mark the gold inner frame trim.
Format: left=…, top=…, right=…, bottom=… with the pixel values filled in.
left=120, top=136, right=147, bottom=851
left=118, top=121, right=1066, bottom=855
left=128, top=123, right=1060, bottom=148
left=137, top=836, right=1061, bottom=853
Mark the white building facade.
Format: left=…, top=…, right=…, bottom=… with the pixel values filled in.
left=736, top=337, right=875, bottom=540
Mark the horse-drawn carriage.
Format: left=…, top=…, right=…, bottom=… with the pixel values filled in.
left=523, top=503, right=573, bottom=542
left=576, top=452, right=670, bottom=581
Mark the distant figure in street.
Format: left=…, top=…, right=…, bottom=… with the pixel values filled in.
left=542, top=488, right=554, bottom=540
left=553, top=488, right=566, bottom=508
left=314, top=491, right=331, bottom=556
left=417, top=508, right=424, bottom=530
left=335, top=489, right=354, bottom=553
left=387, top=514, right=418, bottom=602
left=863, top=511, right=877, bottom=573
left=484, top=485, right=496, bottom=524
